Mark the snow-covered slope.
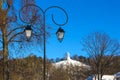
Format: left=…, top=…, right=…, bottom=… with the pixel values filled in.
left=53, top=52, right=90, bottom=68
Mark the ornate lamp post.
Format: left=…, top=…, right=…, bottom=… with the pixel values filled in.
left=20, top=4, right=68, bottom=80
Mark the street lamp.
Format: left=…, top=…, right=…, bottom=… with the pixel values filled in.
left=25, top=25, right=32, bottom=40
left=20, top=4, right=68, bottom=80
left=56, top=27, right=65, bottom=42
left=25, top=26, right=65, bottom=42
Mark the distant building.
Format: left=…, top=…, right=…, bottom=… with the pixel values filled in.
left=85, top=72, right=120, bottom=80
left=114, top=72, right=120, bottom=80
left=86, top=75, right=115, bottom=80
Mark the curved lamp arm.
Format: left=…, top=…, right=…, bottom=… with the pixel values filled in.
left=19, top=4, right=68, bottom=27
left=45, top=6, right=68, bottom=27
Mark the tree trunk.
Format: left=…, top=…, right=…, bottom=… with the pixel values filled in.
left=2, top=27, right=9, bottom=80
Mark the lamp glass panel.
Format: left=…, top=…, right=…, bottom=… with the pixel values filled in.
left=57, top=32, right=64, bottom=40
left=25, top=30, right=32, bottom=39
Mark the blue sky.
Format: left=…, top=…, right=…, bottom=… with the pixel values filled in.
left=34, top=0, right=120, bottom=59
left=12, top=0, right=120, bottom=59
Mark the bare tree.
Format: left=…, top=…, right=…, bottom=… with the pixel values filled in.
left=82, top=32, right=120, bottom=80
left=0, top=0, right=14, bottom=79
left=0, top=0, right=50, bottom=79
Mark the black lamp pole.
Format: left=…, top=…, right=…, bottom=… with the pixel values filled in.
left=19, top=4, right=68, bottom=80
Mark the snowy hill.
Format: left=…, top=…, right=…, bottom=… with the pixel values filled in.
left=53, top=52, right=90, bottom=68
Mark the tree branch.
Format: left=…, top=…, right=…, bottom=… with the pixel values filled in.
left=7, top=26, right=25, bottom=36
left=9, top=31, right=24, bottom=43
